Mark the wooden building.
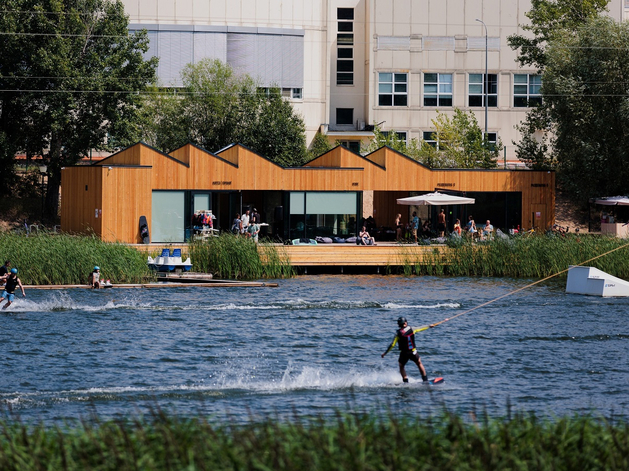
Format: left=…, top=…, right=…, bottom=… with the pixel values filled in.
left=60, top=142, right=554, bottom=243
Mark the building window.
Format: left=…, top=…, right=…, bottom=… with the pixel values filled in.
left=469, top=74, right=497, bottom=107
left=514, top=74, right=542, bottom=107
left=424, top=73, right=452, bottom=106
left=337, top=8, right=354, bottom=20
left=337, top=8, right=354, bottom=85
left=382, top=131, right=407, bottom=144
left=339, top=140, right=361, bottom=153
left=289, top=191, right=359, bottom=239
left=280, top=88, right=303, bottom=99
left=336, top=108, right=354, bottom=125
left=484, top=132, right=498, bottom=150
left=378, top=73, right=408, bottom=106
left=423, top=131, right=437, bottom=148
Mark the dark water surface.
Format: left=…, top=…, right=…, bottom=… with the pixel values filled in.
left=1, top=276, right=628, bottom=424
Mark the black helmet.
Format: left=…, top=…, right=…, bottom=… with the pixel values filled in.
left=397, top=316, right=407, bottom=328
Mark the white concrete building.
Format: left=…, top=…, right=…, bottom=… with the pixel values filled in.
left=122, top=0, right=626, bottom=162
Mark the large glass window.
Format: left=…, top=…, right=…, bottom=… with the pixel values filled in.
left=378, top=73, right=408, bottom=106
left=424, top=73, right=453, bottom=106
left=289, top=192, right=358, bottom=239
left=152, top=191, right=185, bottom=242
left=469, top=73, right=497, bottom=107
left=193, top=194, right=210, bottom=212
left=514, top=74, right=542, bottom=107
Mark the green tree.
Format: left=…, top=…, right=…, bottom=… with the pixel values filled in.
left=429, top=109, right=501, bottom=169
left=508, top=0, right=609, bottom=172
left=507, top=0, right=610, bottom=71
left=307, top=132, right=335, bottom=160
left=362, top=109, right=500, bottom=169
left=542, top=16, right=629, bottom=203
left=513, top=107, right=554, bottom=170
left=134, top=86, right=188, bottom=153
left=0, top=0, right=158, bottom=221
left=140, top=59, right=308, bottom=166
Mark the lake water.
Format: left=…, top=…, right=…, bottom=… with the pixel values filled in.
left=1, top=275, right=628, bottom=424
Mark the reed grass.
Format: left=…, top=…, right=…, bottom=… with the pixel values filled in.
left=0, top=409, right=626, bottom=470
left=0, top=232, right=152, bottom=285
left=405, top=234, right=629, bottom=279
left=189, top=234, right=294, bottom=280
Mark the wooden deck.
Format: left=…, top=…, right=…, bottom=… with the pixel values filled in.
left=279, top=242, right=449, bottom=267
left=127, top=242, right=450, bottom=268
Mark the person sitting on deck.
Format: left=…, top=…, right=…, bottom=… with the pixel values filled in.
left=359, top=226, right=376, bottom=245
left=88, top=266, right=102, bottom=289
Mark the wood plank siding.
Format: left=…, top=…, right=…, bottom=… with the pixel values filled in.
left=60, top=143, right=554, bottom=243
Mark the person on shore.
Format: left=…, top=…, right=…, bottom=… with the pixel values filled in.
left=395, top=213, right=403, bottom=241
left=437, top=209, right=446, bottom=237
left=88, top=266, right=102, bottom=289
left=422, top=219, right=432, bottom=238
left=381, top=316, right=433, bottom=383
left=247, top=216, right=260, bottom=243
left=241, top=209, right=250, bottom=235
left=0, top=268, right=26, bottom=309
left=411, top=212, right=420, bottom=243
left=232, top=213, right=242, bottom=234
left=482, top=220, right=494, bottom=240
left=453, top=219, right=462, bottom=236
left=359, top=226, right=376, bottom=245
left=0, top=260, right=10, bottom=277
left=466, top=215, right=477, bottom=237
left=0, top=260, right=10, bottom=286
left=252, top=208, right=261, bottom=225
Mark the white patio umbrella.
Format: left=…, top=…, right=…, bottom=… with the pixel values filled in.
left=594, top=196, right=629, bottom=206
left=397, top=192, right=475, bottom=206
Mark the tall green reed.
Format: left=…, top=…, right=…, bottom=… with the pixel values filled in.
left=401, top=234, right=629, bottom=278
left=189, top=234, right=294, bottom=280
left=0, top=232, right=152, bottom=285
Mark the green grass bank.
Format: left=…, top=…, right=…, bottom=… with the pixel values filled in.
left=1, top=232, right=629, bottom=284
left=0, top=233, right=293, bottom=284
left=0, top=411, right=627, bottom=470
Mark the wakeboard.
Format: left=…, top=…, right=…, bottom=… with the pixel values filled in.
left=398, top=377, right=444, bottom=386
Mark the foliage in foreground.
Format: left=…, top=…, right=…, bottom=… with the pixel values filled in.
left=189, top=234, right=294, bottom=280
left=0, top=232, right=152, bottom=285
left=0, top=410, right=627, bottom=471
left=398, top=233, right=629, bottom=279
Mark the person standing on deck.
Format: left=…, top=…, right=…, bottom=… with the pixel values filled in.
left=437, top=209, right=446, bottom=237
left=0, top=260, right=10, bottom=286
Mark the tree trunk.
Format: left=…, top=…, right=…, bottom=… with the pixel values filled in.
left=43, top=170, right=61, bottom=224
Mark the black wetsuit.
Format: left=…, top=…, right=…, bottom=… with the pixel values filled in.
left=4, top=275, right=19, bottom=294
left=395, top=326, right=420, bottom=366
left=384, top=325, right=429, bottom=366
